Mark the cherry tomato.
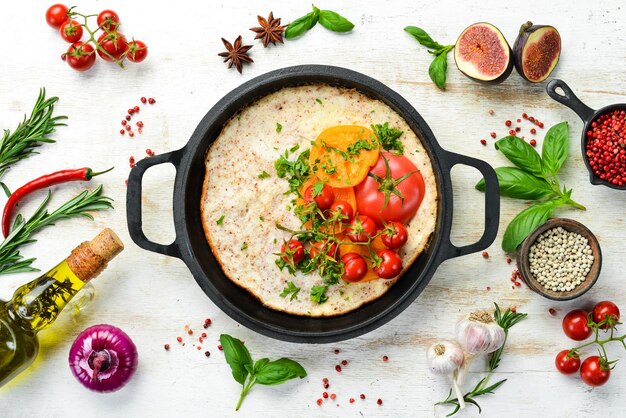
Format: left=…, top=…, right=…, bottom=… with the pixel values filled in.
left=304, top=183, right=334, bottom=211
left=330, top=200, right=353, bottom=223
left=97, top=32, right=128, bottom=61
left=126, top=40, right=149, bottom=63
left=555, top=350, right=581, bottom=375
left=46, top=4, right=69, bottom=29
left=59, top=20, right=83, bottom=43
left=355, top=152, right=425, bottom=225
left=562, top=309, right=592, bottom=341
left=580, top=356, right=611, bottom=386
left=592, top=301, right=620, bottom=329
left=373, top=250, right=402, bottom=279
left=381, top=221, right=408, bottom=249
left=341, top=253, right=367, bottom=282
left=346, top=215, right=377, bottom=243
left=65, top=42, right=96, bottom=72
left=97, top=9, right=120, bottom=32
left=309, top=240, right=338, bottom=260
left=281, top=240, right=305, bottom=265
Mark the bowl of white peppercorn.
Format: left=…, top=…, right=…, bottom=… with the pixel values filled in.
left=517, top=218, right=602, bottom=301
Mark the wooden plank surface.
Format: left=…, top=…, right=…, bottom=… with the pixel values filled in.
left=1, top=0, right=625, bottom=416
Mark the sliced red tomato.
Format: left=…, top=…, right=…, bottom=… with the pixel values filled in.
left=355, top=152, right=425, bottom=225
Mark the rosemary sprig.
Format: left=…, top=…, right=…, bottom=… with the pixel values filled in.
left=0, top=88, right=67, bottom=179
left=436, top=304, right=527, bottom=417
left=0, top=185, right=113, bottom=274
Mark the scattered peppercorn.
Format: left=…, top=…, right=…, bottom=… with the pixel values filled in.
left=218, top=345, right=223, bottom=351
left=341, top=360, right=348, bottom=366
left=515, top=126, right=521, bottom=132
left=488, top=109, right=495, bottom=115
left=148, top=98, right=156, bottom=104
left=176, top=336, right=182, bottom=343
left=120, top=129, right=125, bottom=135
left=480, top=139, right=487, bottom=146
left=128, top=108, right=135, bottom=115
left=530, top=128, right=537, bottom=134
left=511, top=306, right=517, bottom=313
left=530, top=139, right=537, bottom=147
left=516, top=119, right=521, bottom=123
left=490, top=132, right=496, bottom=138
left=509, top=130, right=516, bottom=136
left=334, top=349, right=340, bottom=354
left=323, top=392, right=329, bottom=399
left=205, top=351, right=211, bottom=357
left=486, top=286, right=491, bottom=291
left=482, top=251, right=489, bottom=258
left=141, top=97, right=147, bottom=104
left=330, top=394, right=336, bottom=400
left=125, top=125, right=131, bottom=131
left=204, top=318, right=212, bottom=328
left=129, top=131, right=135, bottom=137
left=316, top=399, right=323, bottom=406
left=382, top=355, right=388, bottom=362
left=505, top=120, right=512, bottom=127
left=349, top=398, right=355, bottom=404
left=133, top=105, right=140, bottom=112
left=506, top=257, right=512, bottom=264
left=164, top=344, right=170, bottom=350
left=360, top=394, right=365, bottom=400
left=549, top=308, right=557, bottom=316
left=522, top=113, right=528, bottom=119
left=335, top=365, right=342, bottom=372
left=377, top=398, right=383, bottom=405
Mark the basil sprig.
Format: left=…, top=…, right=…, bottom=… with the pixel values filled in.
left=220, top=334, right=307, bottom=410
left=404, top=26, right=454, bottom=90
left=285, top=5, right=354, bottom=39
left=476, top=122, right=585, bottom=252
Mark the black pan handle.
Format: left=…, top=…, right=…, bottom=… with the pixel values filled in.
left=126, top=149, right=184, bottom=258
left=546, top=79, right=595, bottom=122
left=436, top=151, right=500, bottom=264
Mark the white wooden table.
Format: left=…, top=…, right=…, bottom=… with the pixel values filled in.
left=1, top=1, right=625, bottom=416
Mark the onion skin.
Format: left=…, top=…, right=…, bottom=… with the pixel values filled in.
left=69, top=324, right=138, bottom=393
left=513, top=22, right=561, bottom=83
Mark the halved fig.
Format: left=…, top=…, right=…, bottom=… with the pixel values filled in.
left=513, top=22, right=561, bottom=83
left=454, top=22, right=514, bottom=84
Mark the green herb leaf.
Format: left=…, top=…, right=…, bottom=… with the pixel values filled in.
left=318, top=10, right=354, bottom=32
left=258, top=171, right=270, bottom=179
left=428, top=50, right=449, bottom=90
left=403, top=26, right=444, bottom=50
left=347, top=136, right=376, bottom=155
left=255, top=358, right=307, bottom=385
left=0, top=182, right=11, bottom=198
left=311, top=181, right=325, bottom=197
left=315, top=98, right=323, bottom=105
left=280, top=281, right=300, bottom=300
left=541, top=121, right=569, bottom=176
left=502, top=199, right=560, bottom=252
left=495, top=136, right=544, bottom=178
left=276, top=123, right=283, bottom=133
left=219, top=334, right=253, bottom=385
left=274, top=148, right=311, bottom=195
left=371, top=122, right=404, bottom=155
left=241, top=242, right=248, bottom=251
left=476, top=167, right=554, bottom=200
left=284, top=6, right=320, bottom=39
left=310, top=285, right=329, bottom=303
left=217, top=215, right=225, bottom=225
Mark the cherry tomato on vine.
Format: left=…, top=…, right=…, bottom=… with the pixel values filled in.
left=373, top=250, right=402, bottom=279
left=309, top=240, right=338, bottom=260
left=280, top=240, right=305, bottom=265
left=341, top=253, right=367, bottom=282
left=97, top=32, right=128, bottom=61
left=592, top=301, right=620, bottom=329
left=555, top=350, right=581, bottom=375
left=562, top=309, right=592, bottom=341
left=46, top=4, right=69, bottom=29
left=65, top=42, right=96, bottom=72
left=381, top=221, right=408, bottom=249
left=304, top=183, right=334, bottom=211
left=97, top=9, right=120, bottom=32
left=126, top=40, right=148, bottom=63
left=580, top=356, right=611, bottom=386
left=346, top=215, right=376, bottom=243
left=59, top=20, right=83, bottom=43
left=330, top=200, right=353, bottom=223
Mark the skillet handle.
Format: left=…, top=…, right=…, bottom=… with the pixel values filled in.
left=436, top=151, right=500, bottom=264
left=546, top=79, right=595, bottom=122
left=126, top=149, right=183, bottom=258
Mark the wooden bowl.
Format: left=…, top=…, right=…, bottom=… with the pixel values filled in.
left=517, top=218, right=602, bottom=301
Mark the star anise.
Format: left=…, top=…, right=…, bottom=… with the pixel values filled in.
left=218, top=36, right=253, bottom=74
left=249, top=12, right=285, bottom=48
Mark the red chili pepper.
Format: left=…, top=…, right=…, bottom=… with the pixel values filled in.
left=2, top=167, right=113, bottom=237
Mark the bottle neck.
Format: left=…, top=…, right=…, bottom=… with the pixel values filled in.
left=9, top=260, right=86, bottom=333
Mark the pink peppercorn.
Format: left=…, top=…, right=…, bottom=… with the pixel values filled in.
left=360, top=394, right=366, bottom=400
left=335, top=365, right=342, bottom=372
left=530, top=139, right=537, bottom=147
left=323, top=392, right=329, bottom=399
left=341, top=360, right=348, bottom=366
left=316, top=399, right=323, bottom=406
left=480, top=139, right=487, bottom=146
left=330, top=394, right=336, bottom=400
left=141, top=97, right=147, bottom=104
left=505, top=120, right=512, bottom=127
left=490, top=132, right=496, bottom=138
left=148, top=98, right=156, bottom=104
left=377, top=399, right=383, bottom=405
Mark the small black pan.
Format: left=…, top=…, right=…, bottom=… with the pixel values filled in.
left=546, top=79, right=626, bottom=190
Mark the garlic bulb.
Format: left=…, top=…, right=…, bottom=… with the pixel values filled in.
left=426, top=341, right=465, bottom=375
left=455, top=310, right=505, bottom=355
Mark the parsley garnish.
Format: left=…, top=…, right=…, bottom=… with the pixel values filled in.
left=315, top=98, right=323, bottom=105
left=241, top=242, right=248, bottom=251
left=217, top=215, right=225, bottom=225
left=310, top=285, right=329, bottom=303
left=276, top=123, right=283, bottom=133
left=311, top=181, right=325, bottom=197
left=258, top=171, right=270, bottom=179
left=280, top=281, right=301, bottom=300
left=347, top=136, right=377, bottom=155
left=259, top=215, right=265, bottom=222
left=274, top=148, right=311, bottom=195
left=372, top=122, right=404, bottom=155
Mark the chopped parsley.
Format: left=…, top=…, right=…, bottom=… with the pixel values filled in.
left=258, top=171, right=270, bottom=179
left=259, top=215, right=265, bottom=222
left=315, top=98, right=323, bottom=105
left=216, top=215, right=225, bottom=225
left=347, top=136, right=377, bottom=155
left=310, top=285, right=329, bottom=304
left=311, top=181, right=325, bottom=197
left=274, top=147, right=311, bottom=195
left=372, top=122, right=404, bottom=155
left=280, top=281, right=300, bottom=301
left=241, top=242, right=248, bottom=251
left=320, top=140, right=348, bottom=161
left=276, top=122, right=283, bottom=133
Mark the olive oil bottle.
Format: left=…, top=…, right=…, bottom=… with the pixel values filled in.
left=0, top=228, right=123, bottom=388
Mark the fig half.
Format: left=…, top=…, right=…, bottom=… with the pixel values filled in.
left=454, top=22, right=514, bottom=84
left=513, top=22, right=561, bottom=83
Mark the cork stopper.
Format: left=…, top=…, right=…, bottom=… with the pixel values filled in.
left=66, top=228, right=124, bottom=282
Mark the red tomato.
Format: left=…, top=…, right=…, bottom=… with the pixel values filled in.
left=126, top=40, right=148, bottom=63
left=97, top=32, right=128, bottom=61
left=580, top=356, right=611, bottom=386
left=281, top=240, right=305, bottom=265
left=355, top=152, right=425, bottom=225
left=592, top=301, right=620, bottom=329
left=59, top=20, right=83, bottom=43
left=562, top=309, right=592, bottom=341
left=341, top=253, right=367, bottom=282
left=346, top=215, right=376, bottom=243
left=65, top=42, right=96, bottom=72
left=330, top=200, right=353, bottom=223
left=373, top=250, right=402, bottom=279
left=555, top=350, right=581, bottom=375
left=46, top=4, right=69, bottom=29
left=304, top=183, right=334, bottom=210
left=309, top=240, right=338, bottom=260
left=97, top=9, right=120, bottom=32
left=381, top=221, right=408, bottom=249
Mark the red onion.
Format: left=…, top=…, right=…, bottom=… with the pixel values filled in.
left=69, top=324, right=138, bottom=393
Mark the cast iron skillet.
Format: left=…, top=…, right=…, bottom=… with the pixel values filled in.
left=126, top=65, right=500, bottom=343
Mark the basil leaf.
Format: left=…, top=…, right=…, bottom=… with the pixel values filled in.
left=253, top=358, right=270, bottom=375
left=404, top=26, right=443, bottom=50
left=542, top=122, right=569, bottom=176
left=318, top=10, right=354, bottom=32
left=476, top=167, right=554, bottom=200
left=285, top=7, right=320, bottom=39
left=255, top=358, right=307, bottom=386
left=502, top=200, right=560, bottom=253
left=220, top=334, right=253, bottom=385
left=428, top=50, right=448, bottom=91
left=495, top=136, right=544, bottom=178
